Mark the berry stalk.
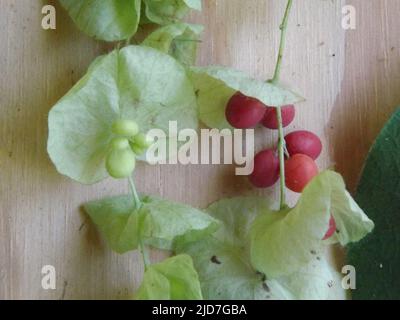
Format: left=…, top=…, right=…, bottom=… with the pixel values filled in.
left=271, top=0, right=294, bottom=209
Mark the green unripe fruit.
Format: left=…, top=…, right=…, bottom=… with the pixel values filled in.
left=130, top=142, right=146, bottom=156
left=109, top=137, right=130, bottom=150
left=134, top=133, right=154, bottom=149
left=106, top=147, right=136, bottom=179
left=112, top=119, right=139, bottom=137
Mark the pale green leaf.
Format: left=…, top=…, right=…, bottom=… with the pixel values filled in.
left=178, top=196, right=345, bottom=300
left=48, top=46, right=198, bottom=184
left=143, top=0, right=201, bottom=25
left=250, top=170, right=374, bottom=279
left=84, top=195, right=139, bottom=254
left=266, top=256, right=346, bottom=300
left=59, top=0, right=141, bottom=41
left=178, top=236, right=268, bottom=300
left=140, top=196, right=220, bottom=250
left=205, top=196, right=275, bottom=248
left=84, top=195, right=218, bottom=253
left=136, top=254, right=203, bottom=300
left=135, top=268, right=170, bottom=299
left=189, top=66, right=304, bottom=129
left=142, top=23, right=203, bottom=65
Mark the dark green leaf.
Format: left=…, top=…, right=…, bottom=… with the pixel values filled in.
left=347, top=108, right=400, bottom=300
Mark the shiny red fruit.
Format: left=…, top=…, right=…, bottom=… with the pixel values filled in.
left=285, top=130, right=322, bottom=160
left=323, top=216, right=337, bottom=240
left=225, top=92, right=266, bottom=129
left=285, top=154, right=318, bottom=193
left=249, top=149, right=280, bottom=188
left=261, top=105, right=295, bottom=129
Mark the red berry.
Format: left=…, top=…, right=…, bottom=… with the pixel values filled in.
left=225, top=92, right=266, bottom=129
left=285, top=130, right=322, bottom=160
left=323, top=215, right=337, bottom=240
left=285, top=154, right=318, bottom=193
left=249, top=149, right=280, bottom=188
left=261, top=105, right=295, bottom=129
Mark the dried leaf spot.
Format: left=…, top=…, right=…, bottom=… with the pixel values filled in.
left=211, top=255, right=221, bottom=265
left=262, top=283, right=271, bottom=292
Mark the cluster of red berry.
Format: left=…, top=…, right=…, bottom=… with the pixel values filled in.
left=225, top=92, right=336, bottom=239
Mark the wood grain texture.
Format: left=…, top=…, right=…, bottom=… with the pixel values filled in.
left=0, top=0, right=399, bottom=300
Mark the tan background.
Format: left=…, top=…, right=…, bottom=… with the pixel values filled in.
left=0, top=0, right=399, bottom=299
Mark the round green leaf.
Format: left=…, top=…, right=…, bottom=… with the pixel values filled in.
left=48, top=45, right=198, bottom=184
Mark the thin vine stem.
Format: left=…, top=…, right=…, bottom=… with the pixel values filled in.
left=270, top=0, right=294, bottom=210
left=128, top=175, right=142, bottom=209
left=271, top=0, right=293, bottom=84
left=128, top=176, right=150, bottom=269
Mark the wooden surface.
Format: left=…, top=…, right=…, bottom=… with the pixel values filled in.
left=1, top=0, right=399, bottom=300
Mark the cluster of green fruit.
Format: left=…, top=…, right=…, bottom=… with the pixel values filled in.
left=106, top=120, right=153, bottom=179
